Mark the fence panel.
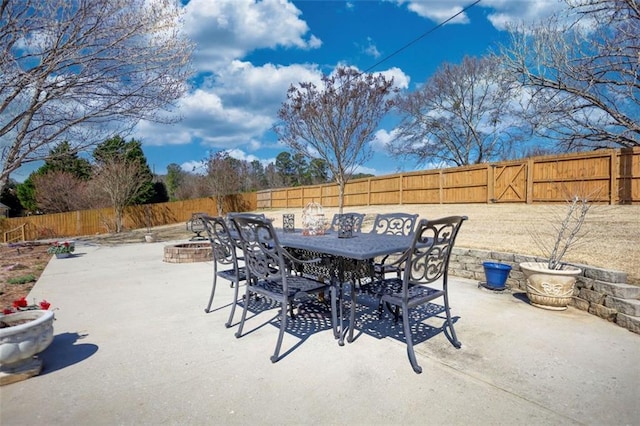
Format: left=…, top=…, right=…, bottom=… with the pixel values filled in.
left=401, top=171, right=441, bottom=204
left=531, top=153, right=613, bottom=202
left=442, top=166, right=487, bottom=203
left=257, top=190, right=271, bottom=209
left=1, top=192, right=256, bottom=242
left=256, top=148, right=639, bottom=207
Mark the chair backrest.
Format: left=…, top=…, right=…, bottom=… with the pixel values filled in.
left=225, top=212, right=267, bottom=238
left=231, top=216, right=285, bottom=282
left=330, top=213, right=365, bottom=233
left=370, top=213, right=419, bottom=236
left=200, top=215, right=238, bottom=267
left=403, top=216, right=467, bottom=285
left=226, top=212, right=267, bottom=220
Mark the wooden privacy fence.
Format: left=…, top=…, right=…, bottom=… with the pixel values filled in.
left=0, top=193, right=255, bottom=242
left=1, top=148, right=638, bottom=242
left=257, top=148, right=640, bottom=208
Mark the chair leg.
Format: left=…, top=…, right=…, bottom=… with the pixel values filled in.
left=225, top=278, right=240, bottom=328
left=330, top=285, right=339, bottom=339
left=270, top=299, right=288, bottom=363
left=204, top=268, right=218, bottom=313
left=401, top=305, right=422, bottom=374
left=443, top=291, right=461, bottom=348
left=234, top=286, right=251, bottom=338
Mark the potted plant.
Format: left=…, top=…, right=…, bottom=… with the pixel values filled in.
left=47, top=241, right=75, bottom=258
left=519, top=194, right=591, bottom=310
left=1, top=297, right=55, bottom=385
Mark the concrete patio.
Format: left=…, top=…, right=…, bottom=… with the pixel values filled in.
left=1, top=240, right=639, bottom=425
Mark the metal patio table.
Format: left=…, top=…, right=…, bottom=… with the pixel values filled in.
left=277, top=230, right=415, bottom=345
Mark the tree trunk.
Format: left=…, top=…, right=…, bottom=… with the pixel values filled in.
left=115, top=207, right=124, bottom=233
left=338, top=181, right=345, bottom=214
left=216, top=197, right=224, bottom=216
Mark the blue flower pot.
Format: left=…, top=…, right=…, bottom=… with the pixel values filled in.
left=482, top=262, right=512, bottom=289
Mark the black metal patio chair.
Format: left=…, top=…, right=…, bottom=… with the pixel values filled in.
left=366, top=216, right=467, bottom=373
left=231, top=216, right=334, bottom=363
left=200, top=214, right=246, bottom=328
left=370, top=212, right=419, bottom=278
left=329, top=212, right=366, bottom=233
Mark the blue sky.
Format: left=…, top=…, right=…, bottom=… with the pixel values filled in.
left=15, top=0, right=567, bottom=181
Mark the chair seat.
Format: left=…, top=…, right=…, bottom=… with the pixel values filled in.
left=217, top=266, right=247, bottom=282
left=373, top=262, right=402, bottom=275
left=376, top=277, right=445, bottom=307
left=253, top=275, right=328, bottom=299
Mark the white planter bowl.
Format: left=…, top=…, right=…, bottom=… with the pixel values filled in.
left=520, top=262, right=582, bottom=310
left=0, top=310, right=55, bottom=384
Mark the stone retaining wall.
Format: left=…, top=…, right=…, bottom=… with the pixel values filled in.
left=450, top=248, right=640, bottom=335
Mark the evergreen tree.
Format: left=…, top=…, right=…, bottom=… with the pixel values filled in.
left=275, top=152, right=295, bottom=187
left=93, top=136, right=155, bottom=204
left=165, top=163, right=185, bottom=201
left=16, top=141, right=92, bottom=212
left=0, top=179, right=23, bottom=217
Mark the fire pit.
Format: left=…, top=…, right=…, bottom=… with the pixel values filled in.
left=163, top=242, right=212, bottom=263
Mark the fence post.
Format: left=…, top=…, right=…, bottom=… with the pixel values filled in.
left=526, top=158, right=534, bottom=204
left=610, top=149, right=618, bottom=205
left=487, top=164, right=495, bottom=203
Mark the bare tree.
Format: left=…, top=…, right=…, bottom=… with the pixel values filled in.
left=91, top=158, right=149, bottom=233
left=276, top=67, right=397, bottom=212
left=390, top=55, right=526, bottom=167
left=0, top=0, right=193, bottom=190
left=206, top=151, right=244, bottom=215
left=500, top=0, right=639, bottom=150
left=174, top=173, right=209, bottom=200
left=32, top=171, right=91, bottom=213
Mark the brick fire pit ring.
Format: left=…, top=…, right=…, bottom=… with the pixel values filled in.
left=163, top=242, right=212, bottom=263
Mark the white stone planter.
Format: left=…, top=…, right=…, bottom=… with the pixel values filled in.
left=520, top=262, right=582, bottom=311
left=0, top=310, right=55, bottom=385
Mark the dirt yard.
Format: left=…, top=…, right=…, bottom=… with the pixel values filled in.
left=1, top=203, right=638, bottom=311
left=259, top=203, right=640, bottom=284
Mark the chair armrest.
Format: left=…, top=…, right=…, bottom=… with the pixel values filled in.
left=375, top=248, right=410, bottom=269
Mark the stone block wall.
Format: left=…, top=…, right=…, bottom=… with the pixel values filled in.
left=449, top=248, right=640, bottom=335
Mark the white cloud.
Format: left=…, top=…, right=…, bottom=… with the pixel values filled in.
left=363, top=37, right=381, bottom=58
left=482, top=0, right=563, bottom=30
left=137, top=61, right=322, bottom=148
left=396, top=0, right=565, bottom=30
left=370, top=128, right=399, bottom=152
left=407, top=2, right=470, bottom=24
left=180, top=160, right=206, bottom=174
left=380, top=67, right=410, bottom=90
left=183, top=0, right=320, bottom=72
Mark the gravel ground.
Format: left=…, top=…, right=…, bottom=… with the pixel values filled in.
left=76, top=203, right=640, bottom=284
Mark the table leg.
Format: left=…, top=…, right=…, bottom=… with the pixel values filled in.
left=337, top=281, right=345, bottom=346
left=347, top=282, right=357, bottom=343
